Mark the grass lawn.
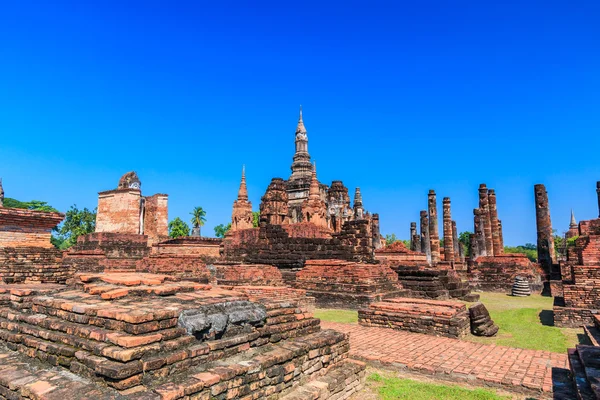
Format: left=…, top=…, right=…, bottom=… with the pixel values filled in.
left=314, top=292, right=585, bottom=353
left=462, top=292, right=584, bottom=352
left=366, top=372, right=512, bottom=400
left=313, top=308, right=358, bottom=324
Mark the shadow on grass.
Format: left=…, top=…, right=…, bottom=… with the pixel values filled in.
left=539, top=309, right=555, bottom=327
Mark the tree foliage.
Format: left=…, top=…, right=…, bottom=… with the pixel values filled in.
left=214, top=223, right=232, bottom=238
left=52, top=205, right=96, bottom=249
left=168, top=217, right=190, bottom=239
left=252, top=211, right=260, bottom=227
left=504, top=245, right=537, bottom=262
left=458, top=231, right=472, bottom=257
left=4, top=198, right=59, bottom=213
left=385, top=233, right=399, bottom=245
left=190, top=206, right=207, bottom=228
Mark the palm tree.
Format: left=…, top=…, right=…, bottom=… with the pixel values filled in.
left=190, top=206, right=207, bottom=237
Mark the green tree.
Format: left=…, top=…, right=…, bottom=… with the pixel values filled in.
left=169, top=217, right=190, bottom=239
left=52, top=205, right=96, bottom=249
left=214, top=223, right=232, bottom=238
left=4, top=198, right=59, bottom=213
left=385, top=233, right=398, bottom=245
left=252, top=211, right=260, bottom=227
left=190, top=206, right=207, bottom=236
left=504, top=245, right=537, bottom=262
left=458, top=231, right=472, bottom=257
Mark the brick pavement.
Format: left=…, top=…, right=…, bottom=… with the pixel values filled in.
left=322, top=321, right=569, bottom=395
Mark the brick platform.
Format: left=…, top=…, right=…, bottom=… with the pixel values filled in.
left=323, top=321, right=568, bottom=396
left=0, top=273, right=365, bottom=399
left=358, top=298, right=470, bottom=338
left=214, top=263, right=285, bottom=286
left=470, top=254, right=543, bottom=293
left=294, top=259, right=407, bottom=309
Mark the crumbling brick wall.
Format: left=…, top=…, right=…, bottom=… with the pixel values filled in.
left=143, top=193, right=168, bottom=244
left=0, top=208, right=64, bottom=248
left=0, top=247, right=70, bottom=284
left=96, top=189, right=142, bottom=234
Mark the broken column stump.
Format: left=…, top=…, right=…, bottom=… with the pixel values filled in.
left=469, top=302, right=499, bottom=337
left=512, top=276, right=532, bottom=297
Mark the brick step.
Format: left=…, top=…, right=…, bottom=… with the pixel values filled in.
left=569, top=348, right=596, bottom=400
left=584, top=326, right=600, bottom=347
left=278, top=359, right=366, bottom=400
left=141, top=329, right=355, bottom=400
left=0, top=343, right=123, bottom=400
left=576, top=346, right=600, bottom=398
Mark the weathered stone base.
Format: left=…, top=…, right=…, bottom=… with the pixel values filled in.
left=358, top=298, right=470, bottom=338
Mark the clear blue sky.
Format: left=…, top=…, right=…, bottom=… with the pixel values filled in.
left=1, top=1, right=599, bottom=245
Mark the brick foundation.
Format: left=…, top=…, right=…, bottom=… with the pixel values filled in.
left=358, top=297, right=470, bottom=338
left=470, top=254, right=543, bottom=293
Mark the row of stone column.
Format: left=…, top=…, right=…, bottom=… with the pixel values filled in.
left=470, top=184, right=504, bottom=259
left=409, top=190, right=462, bottom=265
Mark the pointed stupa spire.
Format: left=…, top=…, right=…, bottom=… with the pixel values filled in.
left=237, top=165, right=248, bottom=201
left=570, top=209, right=577, bottom=228
left=354, top=187, right=363, bottom=208
left=296, top=105, right=306, bottom=134
left=309, top=162, right=320, bottom=200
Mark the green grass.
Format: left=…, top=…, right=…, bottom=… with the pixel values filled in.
left=313, top=308, right=358, bottom=324
left=367, top=373, right=512, bottom=400
left=315, top=293, right=584, bottom=353
left=462, top=292, right=583, bottom=352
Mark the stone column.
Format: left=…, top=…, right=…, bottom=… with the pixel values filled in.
left=469, top=233, right=478, bottom=261
left=442, top=197, right=455, bottom=263
left=428, top=190, right=440, bottom=264
left=534, top=184, right=555, bottom=271
left=488, top=189, right=503, bottom=255
left=473, top=208, right=487, bottom=258
left=597, top=181, right=600, bottom=218
left=452, top=220, right=461, bottom=262
left=498, top=220, right=504, bottom=252
left=410, top=222, right=420, bottom=252
left=420, top=210, right=431, bottom=264
left=478, top=184, right=494, bottom=256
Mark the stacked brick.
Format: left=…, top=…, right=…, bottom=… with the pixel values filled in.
left=358, top=297, right=470, bottom=338
left=388, top=265, right=479, bottom=301
left=470, top=184, right=504, bottom=259
left=0, top=272, right=365, bottom=398
left=534, top=184, right=555, bottom=273
left=0, top=247, right=69, bottom=284
left=375, top=241, right=429, bottom=267
left=294, top=260, right=406, bottom=309
left=214, top=264, right=285, bottom=286
left=222, top=220, right=376, bottom=272
left=0, top=208, right=64, bottom=248
left=470, top=254, right=543, bottom=293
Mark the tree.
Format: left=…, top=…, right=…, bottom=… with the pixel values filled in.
left=169, top=217, right=190, bottom=239
left=214, top=223, right=231, bottom=238
left=252, top=211, right=260, bottom=227
left=4, top=198, right=59, bottom=213
left=190, top=206, right=207, bottom=236
left=385, top=233, right=398, bottom=245
left=504, top=245, right=537, bottom=262
left=458, top=231, right=472, bottom=257
left=52, top=205, right=97, bottom=249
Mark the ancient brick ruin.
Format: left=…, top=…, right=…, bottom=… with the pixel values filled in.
left=0, top=272, right=365, bottom=399
left=468, top=184, right=541, bottom=292
left=0, top=182, right=68, bottom=285
left=294, top=259, right=405, bottom=309
left=96, top=172, right=168, bottom=246
left=553, top=183, right=600, bottom=327
left=230, top=166, right=253, bottom=232
left=358, top=298, right=471, bottom=339
left=534, top=183, right=556, bottom=274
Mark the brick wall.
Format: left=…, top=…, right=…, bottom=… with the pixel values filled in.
left=96, top=189, right=142, bottom=234
left=0, top=208, right=64, bottom=248
left=152, top=237, right=222, bottom=258
left=215, top=264, right=285, bottom=286
left=470, top=254, right=543, bottom=292
left=0, top=247, right=70, bottom=283
left=143, top=193, right=168, bottom=245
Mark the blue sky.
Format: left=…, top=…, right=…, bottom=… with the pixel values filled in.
left=1, top=1, right=599, bottom=245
